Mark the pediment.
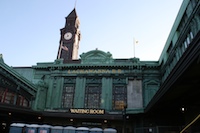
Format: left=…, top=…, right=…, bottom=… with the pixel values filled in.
left=80, top=49, right=113, bottom=64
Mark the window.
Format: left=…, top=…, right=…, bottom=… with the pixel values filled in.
left=0, top=87, right=29, bottom=107
left=184, top=41, right=188, bottom=48
left=4, top=92, right=15, bottom=104
left=16, top=95, right=29, bottom=107
left=85, top=85, right=101, bottom=108
left=0, top=87, right=6, bottom=102
left=61, top=86, right=75, bottom=108
left=190, top=31, right=194, bottom=39
left=187, top=36, right=190, bottom=45
left=61, top=78, right=76, bottom=108
left=22, top=98, right=28, bottom=107
left=113, top=85, right=127, bottom=110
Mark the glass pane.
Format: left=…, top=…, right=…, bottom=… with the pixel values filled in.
left=85, top=86, right=101, bottom=108
left=62, top=86, right=74, bottom=108
left=113, top=85, right=127, bottom=110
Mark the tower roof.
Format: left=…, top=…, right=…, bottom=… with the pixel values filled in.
left=66, top=8, right=77, bottom=19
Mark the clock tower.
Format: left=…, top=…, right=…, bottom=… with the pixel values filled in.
left=57, top=8, right=81, bottom=62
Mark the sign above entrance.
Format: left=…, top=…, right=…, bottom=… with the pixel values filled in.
left=70, top=109, right=105, bottom=114
left=67, top=69, right=123, bottom=74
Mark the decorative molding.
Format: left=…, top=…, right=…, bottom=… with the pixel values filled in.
left=80, top=49, right=114, bottom=64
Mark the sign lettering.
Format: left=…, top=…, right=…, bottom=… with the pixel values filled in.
left=67, top=69, right=122, bottom=74
left=70, top=109, right=104, bottom=114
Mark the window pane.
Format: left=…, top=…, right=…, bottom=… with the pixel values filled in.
left=62, top=86, right=75, bottom=108
left=0, top=87, right=30, bottom=107
left=4, top=92, right=15, bottom=104
left=85, top=86, right=101, bottom=108
left=113, top=86, right=127, bottom=110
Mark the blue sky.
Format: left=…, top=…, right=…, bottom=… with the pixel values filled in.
left=0, top=0, right=183, bottom=66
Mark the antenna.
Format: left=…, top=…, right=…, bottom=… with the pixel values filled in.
left=74, top=0, right=77, bottom=8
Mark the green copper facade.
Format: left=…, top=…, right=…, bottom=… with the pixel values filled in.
left=30, top=49, right=160, bottom=114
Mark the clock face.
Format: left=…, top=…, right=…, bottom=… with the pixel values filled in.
left=64, top=32, right=72, bottom=40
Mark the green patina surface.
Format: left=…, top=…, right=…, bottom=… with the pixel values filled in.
left=28, top=49, right=160, bottom=114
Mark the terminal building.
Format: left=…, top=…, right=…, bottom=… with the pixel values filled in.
left=0, top=0, right=200, bottom=132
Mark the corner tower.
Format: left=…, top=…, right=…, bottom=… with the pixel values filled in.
left=57, top=8, right=81, bottom=62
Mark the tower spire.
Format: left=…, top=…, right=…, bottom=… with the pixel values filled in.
left=74, top=0, right=77, bottom=9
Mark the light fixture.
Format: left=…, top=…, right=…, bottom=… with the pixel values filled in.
left=149, top=128, right=152, bottom=132
left=181, top=107, right=185, bottom=112
left=180, top=106, right=186, bottom=113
